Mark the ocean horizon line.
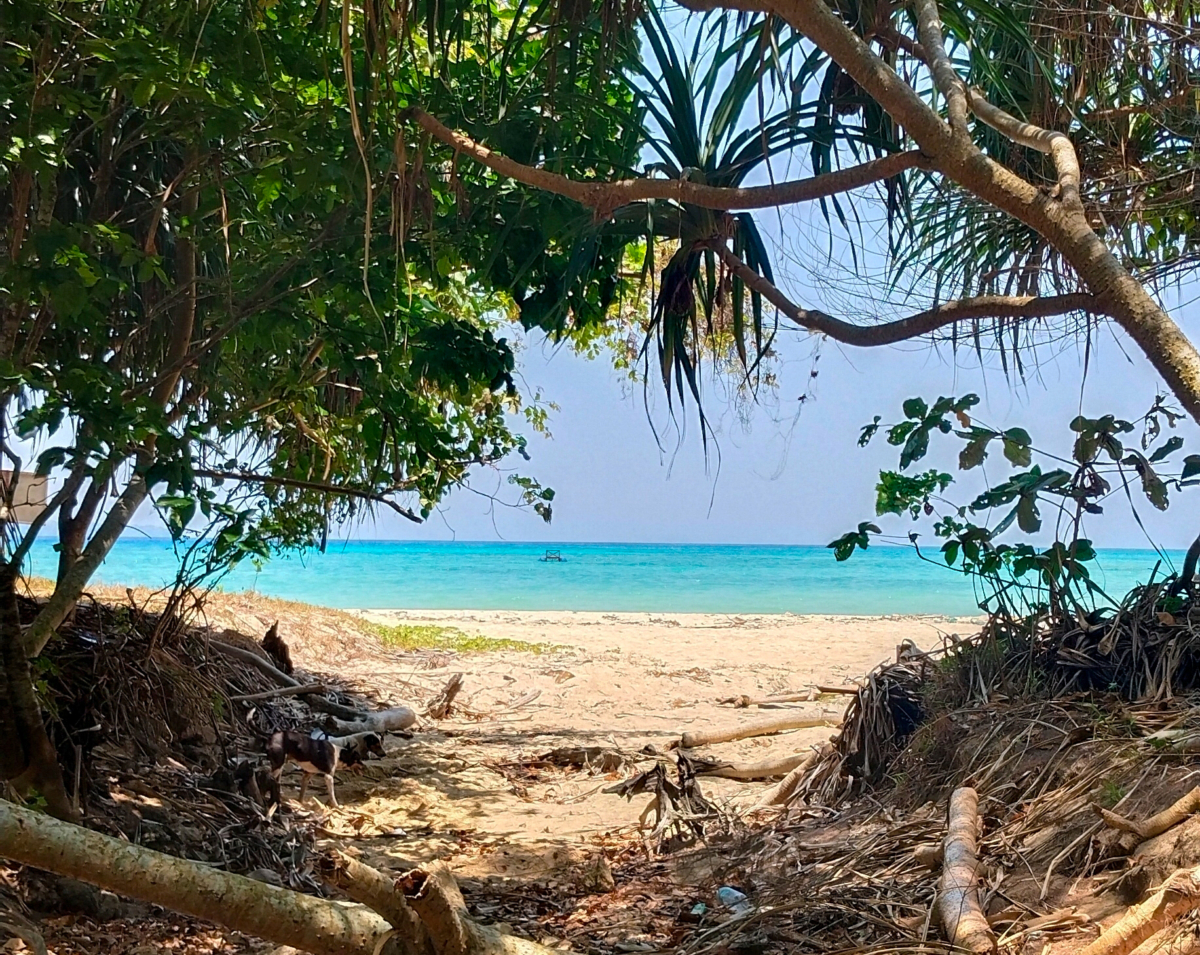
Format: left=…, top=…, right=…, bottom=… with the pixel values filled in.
left=25, top=534, right=1186, bottom=554
left=21, top=537, right=1187, bottom=616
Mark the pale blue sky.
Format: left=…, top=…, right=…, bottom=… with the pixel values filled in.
left=353, top=304, right=1200, bottom=549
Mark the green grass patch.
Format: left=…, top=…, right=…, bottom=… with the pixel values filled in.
left=369, top=622, right=556, bottom=654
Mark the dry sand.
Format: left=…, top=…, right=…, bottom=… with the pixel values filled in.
left=304, top=608, right=972, bottom=878
left=27, top=578, right=971, bottom=880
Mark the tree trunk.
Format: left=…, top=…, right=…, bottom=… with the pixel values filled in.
left=0, top=802, right=398, bottom=955
left=0, top=563, right=77, bottom=821
left=23, top=470, right=150, bottom=657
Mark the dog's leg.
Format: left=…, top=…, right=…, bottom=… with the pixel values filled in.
left=325, top=774, right=338, bottom=808
left=299, top=772, right=311, bottom=802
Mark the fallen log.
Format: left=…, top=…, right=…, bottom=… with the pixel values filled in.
left=0, top=801, right=397, bottom=955
left=936, top=787, right=996, bottom=955
left=400, top=862, right=563, bottom=955
left=1097, top=786, right=1200, bottom=842
left=695, top=752, right=811, bottom=780
left=326, top=707, right=417, bottom=735
left=1078, top=866, right=1200, bottom=955
left=230, top=684, right=328, bottom=703
left=717, top=692, right=816, bottom=708
left=680, top=714, right=836, bottom=750
left=0, top=803, right=567, bottom=955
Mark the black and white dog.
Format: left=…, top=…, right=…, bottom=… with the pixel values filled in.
left=265, top=729, right=386, bottom=807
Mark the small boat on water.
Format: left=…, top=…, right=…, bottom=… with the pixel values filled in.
left=539, top=549, right=566, bottom=562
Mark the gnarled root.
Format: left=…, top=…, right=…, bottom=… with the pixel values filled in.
left=400, top=863, right=563, bottom=955
left=1097, top=787, right=1200, bottom=847
left=1078, top=866, right=1200, bottom=955
left=936, top=787, right=996, bottom=955
left=318, top=852, right=433, bottom=955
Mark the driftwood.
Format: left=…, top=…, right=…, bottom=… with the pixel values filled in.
left=718, top=692, right=817, bottom=708
left=1098, top=786, right=1200, bottom=842
left=426, top=673, right=464, bottom=720
left=1078, top=866, right=1200, bottom=955
left=695, top=752, right=811, bottom=780
left=936, top=787, right=996, bottom=955
left=209, top=639, right=364, bottom=721
left=400, top=862, right=564, bottom=955
left=680, top=714, right=836, bottom=749
left=326, top=707, right=416, bottom=735
left=230, top=684, right=327, bottom=703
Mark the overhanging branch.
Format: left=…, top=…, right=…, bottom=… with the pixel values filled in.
left=194, top=469, right=423, bottom=524
left=404, top=107, right=931, bottom=215
left=707, top=242, right=1108, bottom=346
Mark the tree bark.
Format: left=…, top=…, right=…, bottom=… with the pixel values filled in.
left=399, top=864, right=562, bottom=955
left=24, top=469, right=150, bottom=657
left=318, top=851, right=434, bottom=955
left=0, top=801, right=399, bottom=955
left=0, top=563, right=77, bottom=821
left=1077, top=867, right=1200, bottom=955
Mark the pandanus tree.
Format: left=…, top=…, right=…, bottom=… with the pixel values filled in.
left=410, top=0, right=1200, bottom=424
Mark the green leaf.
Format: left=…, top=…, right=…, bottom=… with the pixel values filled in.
left=1001, top=427, right=1032, bottom=466
left=133, top=77, right=157, bottom=108
left=902, top=397, right=928, bottom=420
left=1148, top=436, right=1183, bottom=463
left=1015, top=496, right=1041, bottom=533
left=1183, top=455, right=1200, bottom=481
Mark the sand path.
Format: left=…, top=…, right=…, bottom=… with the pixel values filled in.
left=258, top=609, right=969, bottom=881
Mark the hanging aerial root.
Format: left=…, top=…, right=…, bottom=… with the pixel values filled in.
left=1096, top=786, right=1200, bottom=842
left=936, top=787, right=996, bottom=954
left=1078, top=867, right=1200, bottom=955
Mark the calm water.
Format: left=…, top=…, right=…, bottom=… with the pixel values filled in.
left=21, top=538, right=1187, bottom=615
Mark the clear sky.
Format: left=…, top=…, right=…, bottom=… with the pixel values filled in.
left=349, top=301, right=1200, bottom=549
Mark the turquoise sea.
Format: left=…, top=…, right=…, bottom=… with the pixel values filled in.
left=21, top=538, right=1187, bottom=616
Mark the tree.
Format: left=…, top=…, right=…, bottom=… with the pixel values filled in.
left=406, top=0, right=1200, bottom=424
left=0, top=0, right=640, bottom=816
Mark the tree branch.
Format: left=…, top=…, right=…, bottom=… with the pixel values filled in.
left=912, top=0, right=968, bottom=132
left=24, top=466, right=150, bottom=657
left=194, top=469, right=423, bottom=524
left=707, top=242, right=1107, bottom=346
left=966, top=88, right=1083, bottom=211
left=404, top=107, right=931, bottom=214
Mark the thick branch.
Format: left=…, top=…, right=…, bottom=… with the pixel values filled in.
left=194, top=469, right=422, bottom=524
left=405, top=108, right=930, bottom=214
left=709, top=243, right=1106, bottom=345
left=912, top=0, right=968, bottom=131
